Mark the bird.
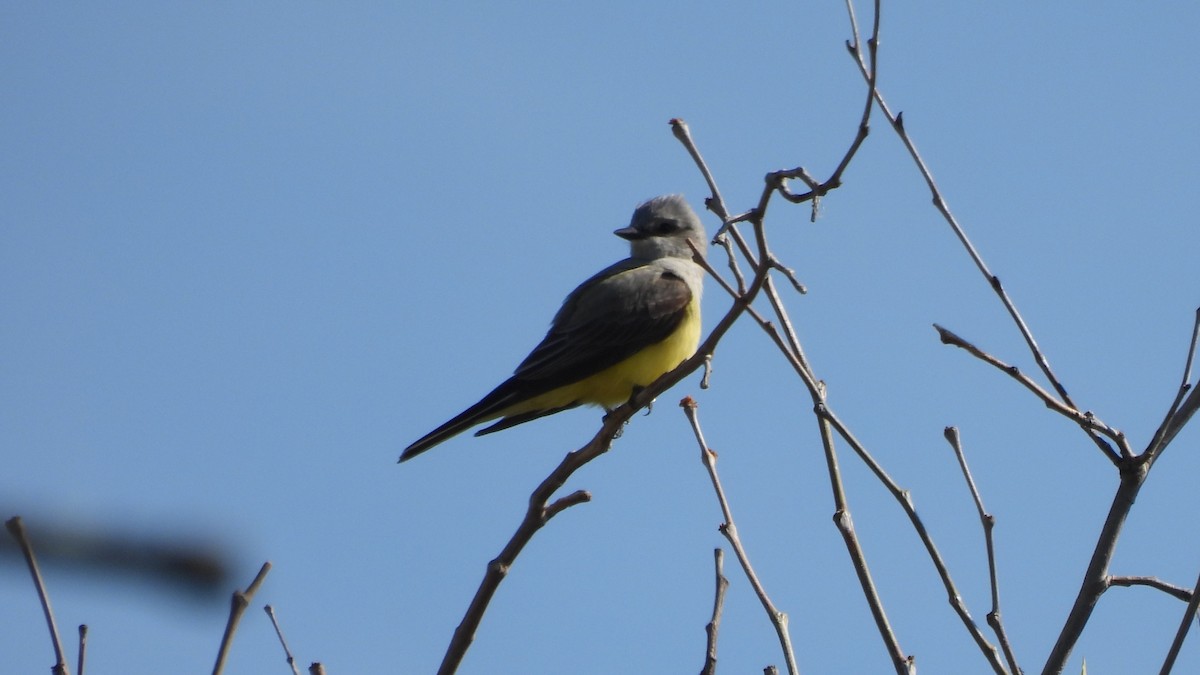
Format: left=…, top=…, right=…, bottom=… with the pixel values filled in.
left=400, top=194, right=707, bottom=462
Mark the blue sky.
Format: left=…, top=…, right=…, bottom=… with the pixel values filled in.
left=3, top=2, right=1199, bottom=673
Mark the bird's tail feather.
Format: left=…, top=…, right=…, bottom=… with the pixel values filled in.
left=400, top=383, right=521, bottom=462
left=474, top=402, right=581, bottom=437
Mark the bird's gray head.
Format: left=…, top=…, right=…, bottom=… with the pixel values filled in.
left=613, top=194, right=706, bottom=261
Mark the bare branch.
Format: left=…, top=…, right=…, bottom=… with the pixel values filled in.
left=213, top=562, right=272, bottom=675
left=843, top=43, right=1120, bottom=463
left=817, top=411, right=1007, bottom=673
left=814, top=413, right=913, bottom=675
left=784, top=0, right=878, bottom=209
left=934, top=324, right=1128, bottom=462
left=1109, top=576, right=1193, bottom=603
left=682, top=397, right=799, bottom=675
left=1159, top=565, right=1200, bottom=674
left=265, top=605, right=303, bottom=675
left=6, top=516, right=70, bottom=675
left=671, top=119, right=731, bottom=223
left=769, top=259, right=807, bottom=295
left=437, top=447, right=598, bottom=675
left=1042, top=461, right=1149, bottom=674
left=700, top=548, right=729, bottom=675
left=1146, top=307, right=1200, bottom=458
left=944, top=427, right=1022, bottom=674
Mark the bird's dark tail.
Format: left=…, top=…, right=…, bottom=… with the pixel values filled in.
left=400, top=380, right=527, bottom=462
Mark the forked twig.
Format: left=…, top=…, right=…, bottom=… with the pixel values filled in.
left=1147, top=307, right=1200, bottom=457
left=212, top=562, right=272, bottom=675
left=818, top=408, right=1007, bottom=674
left=945, top=427, right=1021, bottom=674
left=683, top=398, right=798, bottom=675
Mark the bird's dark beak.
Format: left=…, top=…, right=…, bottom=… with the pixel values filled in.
left=613, top=226, right=642, bottom=240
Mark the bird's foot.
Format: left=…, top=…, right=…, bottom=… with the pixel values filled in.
left=629, top=386, right=655, bottom=416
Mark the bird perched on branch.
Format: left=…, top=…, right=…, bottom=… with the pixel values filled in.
left=401, top=194, right=707, bottom=462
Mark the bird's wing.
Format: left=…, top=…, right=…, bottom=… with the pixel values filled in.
left=399, top=259, right=695, bottom=463
left=510, top=258, right=694, bottom=388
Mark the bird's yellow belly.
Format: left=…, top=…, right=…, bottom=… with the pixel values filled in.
left=507, top=301, right=701, bottom=414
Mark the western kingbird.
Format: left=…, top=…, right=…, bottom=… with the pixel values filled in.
left=400, top=194, right=706, bottom=462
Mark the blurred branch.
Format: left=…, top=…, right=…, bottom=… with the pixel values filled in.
left=945, top=427, right=1021, bottom=674
left=6, top=516, right=71, bottom=675
left=77, top=625, right=88, bottom=675
left=212, top=561, right=272, bottom=675
left=683, top=398, right=798, bottom=675
left=0, top=513, right=229, bottom=597
left=699, top=548, right=729, bottom=675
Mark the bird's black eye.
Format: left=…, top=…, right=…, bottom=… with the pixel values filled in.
left=655, top=219, right=679, bottom=235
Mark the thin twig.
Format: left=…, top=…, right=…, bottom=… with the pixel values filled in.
left=77, top=625, right=87, bottom=675
left=784, top=0, right=879, bottom=209
left=1159, top=565, right=1200, bottom=674
left=212, top=562, right=272, bottom=675
left=769, top=260, right=807, bottom=295
left=671, top=119, right=730, bottom=224
left=1108, top=576, right=1193, bottom=603
left=935, top=324, right=1128, bottom=461
left=743, top=40, right=926, bottom=673
left=1147, top=307, right=1200, bottom=457
left=265, top=605, right=303, bottom=675
left=700, top=548, right=729, bottom=675
left=716, top=234, right=748, bottom=294
left=6, top=516, right=70, bottom=675
left=683, top=398, right=799, bottom=675
left=819, top=408, right=1009, bottom=673
left=814, top=412, right=911, bottom=675
left=437, top=468, right=595, bottom=675
left=843, top=41, right=1120, bottom=463
left=945, top=427, right=1022, bottom=674
left=670, top=118, right=759, bottom=289
left=740, top=266, right=1004, bottom=673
